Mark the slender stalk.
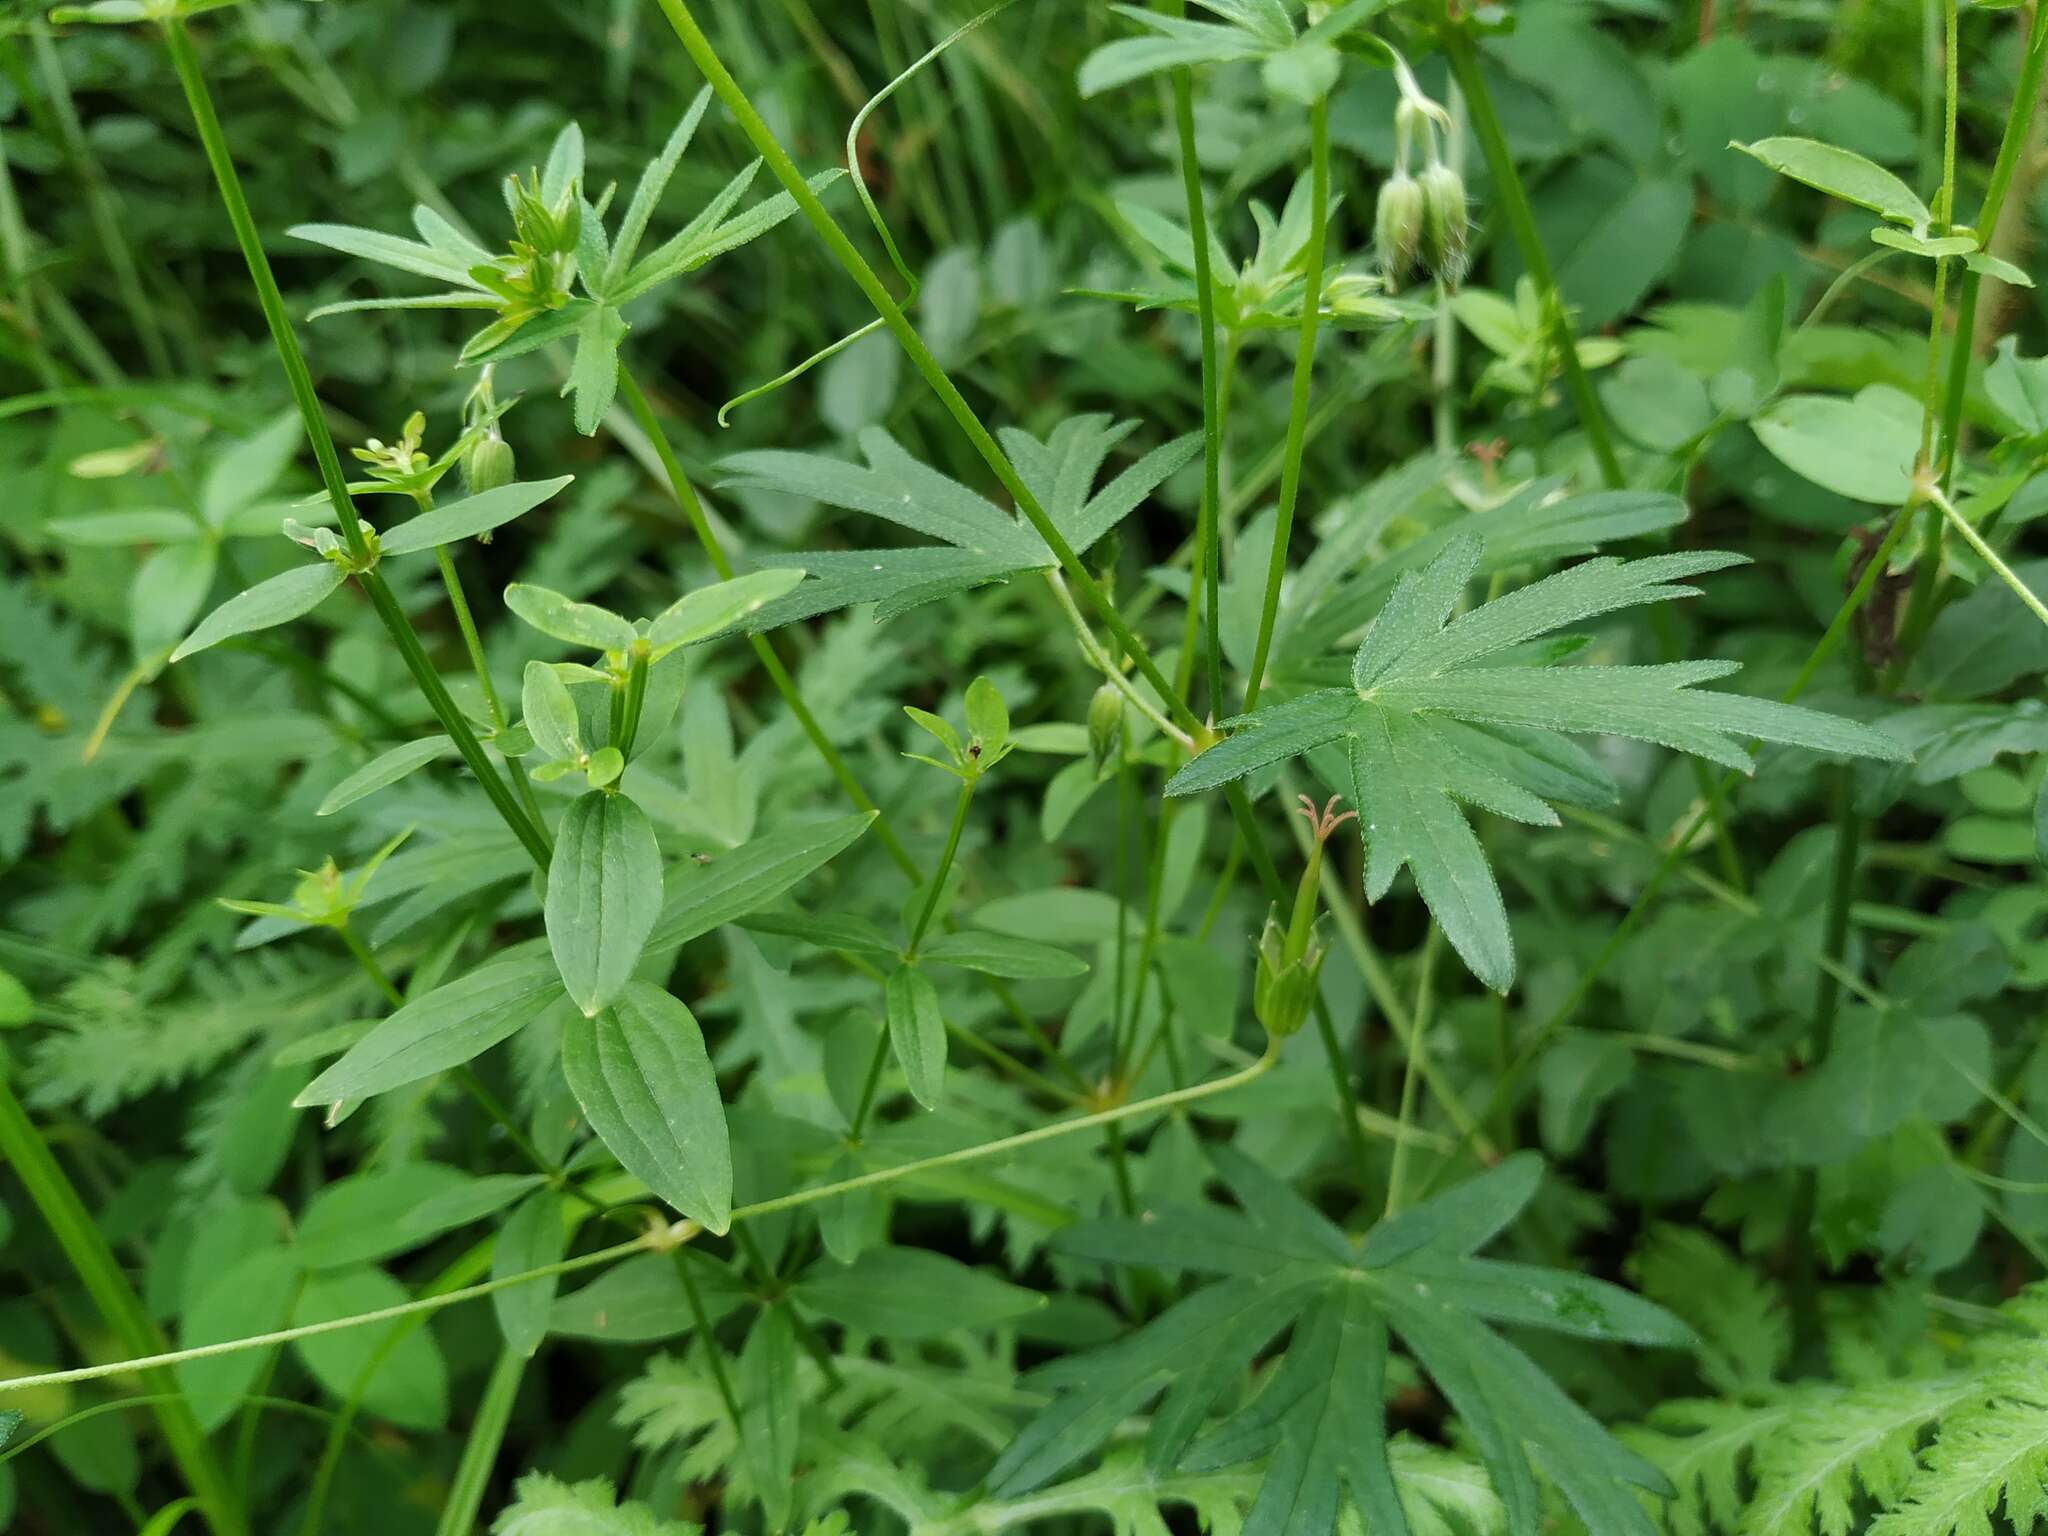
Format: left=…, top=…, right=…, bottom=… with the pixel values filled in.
left=615, top=363, right=922, bottom=881
left=432, top=544, right=507, bottom=728
left=1165, top=37, right=1226, bottom=714
left=648, top=0, right=1198, bottom=735
left=1240, top=97, right=1329, bottom=714
left=1046, top=570, right=1193, bottom=749
left=433, top=1348, right=524, bottom=1536
left=1439, top=21, right=1623, bottom=488
left=0, top=1069, right=246, bottom=1536
left=162, top=20, right=550, bottom=871
left=1384, top=926, right=1441, bottom=1217
left=673, top=1249, right=745, bottom=1429
left=1925, top=480, right=2048, bottom=629
left=1, top=1047, right=1280, bottom=1399
left=908, top=778, right=976, bottom=954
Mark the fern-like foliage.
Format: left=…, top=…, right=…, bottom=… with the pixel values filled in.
left=1166, top=534, right=1909, bottom=990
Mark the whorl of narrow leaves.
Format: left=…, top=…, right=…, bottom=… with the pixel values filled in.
left=1166, top=535, right=1910, bottom=990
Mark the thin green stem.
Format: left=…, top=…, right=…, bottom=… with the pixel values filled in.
left=163, top=19, right=550, bottom=871
left=336, top=924, right=402, bottom=1007
left=1926, top=480, right=2048, bottom=628
left=615, top=649, right=651, bottom=759
left=432, top=1347, right=524, bottom=1536
left=1440, top=20, right=1623, bottom=489
left=673, top=1249, right=746, bottom=1427
left=1240, top=96, right=1329, bottom=714
left=908, top=777, right=977, bottom=954
left=615, top=362, right=923, bottom=882
left=1046, top=570, right=1193, bottom=749
left=1384, top=926, right=1441, bottom=1217
left=648, top=0, right=1198, bottom=735
left=432, top=543, right=506, bottom=729
left=0, top=1069, right=246, bottom=1536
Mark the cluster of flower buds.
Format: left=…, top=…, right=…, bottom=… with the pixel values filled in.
left=465, top=168, right=583, bottom=349
left=1254, top=794, right=1358, bottom=1040
left=1375, top=65, right=1469, bottom=291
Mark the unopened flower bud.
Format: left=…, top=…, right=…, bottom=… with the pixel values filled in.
left=1419, top=163, right=1470, bottom=287
left=463, top=432, right=516, bottom=496
left=1087, top=683, right=1123, bottom=776
left=1375, top=171, right=1426, bottom=288
left=1254, top=907, right=1326, bottom=1039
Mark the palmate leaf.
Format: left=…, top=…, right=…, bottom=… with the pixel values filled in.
left=1166, top=535, right=1910, bottom=990
left=994, top=1151, right=1692, bottom=1536
left=719, top=416, right=1197, bottom=630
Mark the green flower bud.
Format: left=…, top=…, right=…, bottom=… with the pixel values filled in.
left=463, top=432, right=517, bottom=496
left=1419, top=163, right=1470, bottom=288
left=1254, top=907, right=1327, bottom=1039
left=1087, top=683, right=1124, bottom=776
left=1375, top=171, right=1426, bottom=288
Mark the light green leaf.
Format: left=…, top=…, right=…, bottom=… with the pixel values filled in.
left=546, top=791, right=663, bottom=1017
left=295, top=956, right=567, bottom=1105
left=377, top=476, right=574, bottom=556
left=1753, top=388, right=1920, bottom=503
left=886, top=964, right=947, bottom=1109
left=289, top=221, right=485, bottom=286
left=562, top=981, right=731, bottom=1232
left=649, top=812, right=875, bottom=949
left=492, top=1191, right=568, bottom=1358
left=316, top=735, right=457, bottom=816
left=1735, top=136, right=1931, bottom=227
left=919, top=931, right=1087, bottom=978
left=793, top=1246, right=1045, bottom=1338
left=566, top=306, right=628, bottom=436
left=522, top=661, right=583, bottom=764
left=292, top=1267, right=447, bottom=1430
left=645, top=569, right=807, bottom=656
left=47, top=509, right=201, bottom=545
left=170, top=561, right=347, bottom=663
left=506, top=583, right=639, bottom=652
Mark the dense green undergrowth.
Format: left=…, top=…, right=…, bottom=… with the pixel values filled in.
left=4, top=2, right=2048, bottom=1535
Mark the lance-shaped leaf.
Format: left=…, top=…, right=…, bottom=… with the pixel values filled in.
left=376, top=476, right=574, bottom=556
left=562, top=981, right=731, bottom=1232
left=646, top=568, right=808, bottom=657
left=649, top=812, right=875, bottom=950
left=1166, top=535, right=1910, bottom=989
left=171, top=561, right=347, bottom=663
left=885, top=964, right=947, bottom=1109
left=547, top=791, right=663, bottom=1016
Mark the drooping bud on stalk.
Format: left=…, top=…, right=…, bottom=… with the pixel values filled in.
left=462, top=430, right=516, bottom=495
left=1087, top=682, right=1124, bottom=777
left=1418, top=162, right=1469, bottom=288
left=1254, top=794, right=1359, bottom=1040
left=1375, top=171, right=1426, bottom=288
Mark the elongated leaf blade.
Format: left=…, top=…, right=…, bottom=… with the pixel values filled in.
left=171, top=562, right=346, bottom=663
left=377, top=476, right=573, bottom=557
left=547, top=791, right=664, bottom=1017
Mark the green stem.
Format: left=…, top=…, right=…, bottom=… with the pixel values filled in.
left=163, top=19, right=550, bottom=871
left=908, top=777, right=977, bottom=955
left=0, top=1066, right=246, bottom=1536
left=1384, top=927, right=1441, bottom=1217
left=1440, top=21, right=1623, bottom=489
left=432, top=543, right=506, bottom=729
left=615, top=649, right=651, bottom=759
left=673, top=1249, right=746, bottom=1431
left=336, top=924, right=401, bottom=1007
left=649, top=0, right=1197, bottom=735
left=1926, top=480, right=2048, bottom=629
left=615, top=363, right=922, bottom=882
left=1240, top=96, right=1329, bottom=714
left=1166, top=44, right=1226, bottom=715
left=432, top=1347, right=524, bottom=1536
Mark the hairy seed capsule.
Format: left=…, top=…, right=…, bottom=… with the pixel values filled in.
left=1375, top=171, right=1426, bottom=288
left=463, top=433, right=516, bottom=496
left=1419, top=163, right=1470, bottom=288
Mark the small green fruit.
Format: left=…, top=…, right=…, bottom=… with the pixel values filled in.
left=463, top=432, right=516, bottom=496
left=1375, top=171, right=1426, bottom=288
left=1419, top=163, right=1470, bottom=287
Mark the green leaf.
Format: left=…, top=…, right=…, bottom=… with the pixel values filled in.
left=316, top=735, right=457, bottom=816
left=649, top=812, right=875, bottom=949
left=292, top=1163, right=477, bottom=1269
left=1168, top=538, right=1905, bottom=989
left=645, top=568, right=808, bottom=656
left=562, top=981, right=732, bottom=1232
left=546, top=791, right=664, bottom=1017
left=567, top=305, right=628, bottom=436
left=1753, top=388, right=1921, bottom=503
left=506, top=583, right=639, bottom=652
left=377, top=476, right=574, bottom=556
left=522, top=661, right=583, bottom=763
left=296, top=956, right=567, bottom=1105
left=605, top=89, right=713, bottom=290
left=1734, top=136, right=1931, bottom=227
left=919, top=930, right=1088, bottom=978
left=886, top=964, right=947, bottom=1109
left=492, top=1191, right=567, bottom=1358
left=47, top=508, right=202, bottom=545
left=494, top=1473, right=695, bottom=1535
left=793, top=1246, right=1046, bottom=1338
left=289, top=221, right=485, bottom=286
left=738, top=1307, right=799, bottom=1531
left=1078, top=10, right=1263, bottom=96
left=177, top=1247, right=299, bottom=1430
left=292, top=1268, right=448, bottom=1431
left=170, top=561, right=347, bottom=663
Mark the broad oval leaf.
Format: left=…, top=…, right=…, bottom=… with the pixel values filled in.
left=562, top=981, right=732, bottom=1232
left=377, top=476, right=574, bottom=556
left=296, top=956, right=566, bottom=1105
left=1752, top=390, right=1918, bottom=504
left=505, top=582, right=639, bottom=652
left=170, top=561, right=346, bottom=662
left=547, top=791, right=663, bottom=1017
